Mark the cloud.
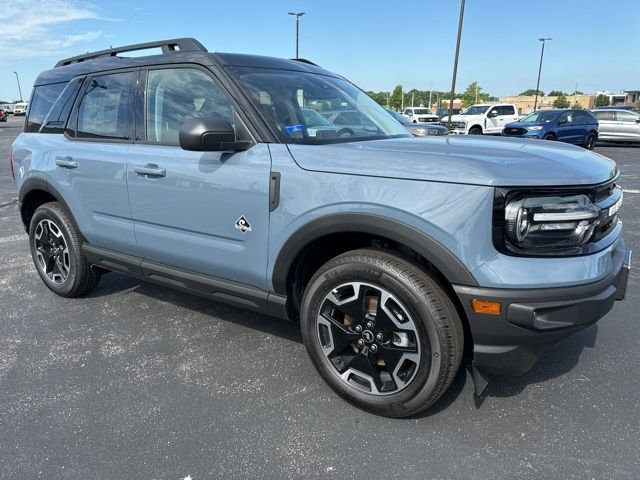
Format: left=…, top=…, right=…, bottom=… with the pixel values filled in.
left=0, top=0, right=112, bottom=59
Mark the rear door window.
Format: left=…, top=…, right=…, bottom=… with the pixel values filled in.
left=26, top=82, right=67, bottom=132
left=616, top=111, right=639, bottom=123
left=77, top=71, right=135, bottom=140
left=501, top=105, right=516, bottom=115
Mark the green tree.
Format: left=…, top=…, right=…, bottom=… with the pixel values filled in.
left=366, top=91, right=388, bottom=107
left=570, top=90, right=584, bottom=95
left=570, top=102, right=584, bottom=109
left=553, top=95, right=570, bottom=108
left=460, top=82, right=492, bottom=108
left=595, top=94, right=610, bottom=107
left=548, top=90, right=566, bottom=96
left=519, top=89, right=544, bottom=96
left=389, top=85, right=403, bottom=111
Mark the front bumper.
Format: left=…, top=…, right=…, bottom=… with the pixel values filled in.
left=453, top=239, right=631, bottom=376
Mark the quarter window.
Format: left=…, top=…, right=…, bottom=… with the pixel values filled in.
left=145, top=68, right=234, bottom=145
left=77, top=72, right=135, bottom=140
left=26, top=82, right=67, bottom=132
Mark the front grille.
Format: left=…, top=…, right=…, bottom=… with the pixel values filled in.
left=503, top=127, right=527, bottom=136
left=419, top=117, right=438, bottom=123
left=449, top=121, right=466, bottom=130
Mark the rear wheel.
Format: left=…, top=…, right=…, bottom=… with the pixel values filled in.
left=468, top=126, right=482, bottom=135
left=29, top=202, right=100, bottom=297
left=300, top=249, right=464, bottom=417
left=583, top=132, right=597, bottom=150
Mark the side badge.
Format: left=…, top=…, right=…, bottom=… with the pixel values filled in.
left=235, top=216, right=252, bottom=234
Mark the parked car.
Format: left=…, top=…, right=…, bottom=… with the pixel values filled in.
left=596, top=105, right=638, bottom=111
left=502, top=109, right=599, bottom=150
left=386, top=109, right=448, bottom=136
left=13, top=102, right=28, bottom=116
left=435, top=107, right=461, bottom=119
left=1, top=103, right=14, bottom=115
left=300, top=107, right=357, bottom=138
left=319, top=109, right=380, bottom=137
left=591, top=109, right=640, bottom=143
left=0, top=108, right=6, bottom=122
left=447, top=104, right=519, bottom=135
left=402, top=107, right=440, bottom=124
left=11, top=38, right=630, bottom=418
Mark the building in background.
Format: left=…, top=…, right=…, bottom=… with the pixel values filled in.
left=498, top=95, right=596, bottom=114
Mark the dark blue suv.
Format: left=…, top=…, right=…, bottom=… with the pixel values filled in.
left=503, top=109, right=599, bottom=149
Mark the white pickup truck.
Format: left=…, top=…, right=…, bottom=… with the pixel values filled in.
left=446, top=103, right=518, bottom=135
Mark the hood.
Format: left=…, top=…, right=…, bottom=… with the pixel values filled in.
left=287, top=136, right=617, bottom=187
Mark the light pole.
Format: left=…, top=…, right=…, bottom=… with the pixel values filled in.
left=288, top=12, right=305, bottom=59
left=13, top=71, right=23, bottom=101
left=533, top=37, right=551, bottom=111
left=447, top=0, right=465, bottom=129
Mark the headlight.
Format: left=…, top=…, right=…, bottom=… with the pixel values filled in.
left=414, top=128, right=427, bottom=136
left=495, top=185, right=622, bottom=256
left=527, top=126, right=543, bottom=131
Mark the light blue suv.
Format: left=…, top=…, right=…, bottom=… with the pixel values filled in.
left=11, top=38, right=631, bottom=417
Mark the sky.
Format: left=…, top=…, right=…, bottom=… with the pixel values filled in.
left=1, top=0, right=638, bottom=102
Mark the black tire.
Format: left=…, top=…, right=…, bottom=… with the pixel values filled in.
left=300, top=249, right=464, bottom=418
left=29, top=202, right=100, bottom=297
left=542, top=133, right=556, bottom=141
left=583, top=132, right=597, bottom=150
left=468, top=126, right=482, bottom=135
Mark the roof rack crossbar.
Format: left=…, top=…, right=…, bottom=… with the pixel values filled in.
left=54, top=38, right=207, bottom=67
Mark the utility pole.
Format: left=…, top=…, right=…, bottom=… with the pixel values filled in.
left=401, top=88, right=404, bottom=111
left=288, top=12, right=305, bottom=59
left=429, top=82, right=433, bottom=109
left=475, top=83, right=478, bottom=103
left=533, top=37, right=552, bottom=111
left=447, top=0, right=465, bottom=129
left=13, top=71, right=23, bottom=101
left=411, top=92, right=414, bottom=107
left=386, top=92, right=390, bottom=108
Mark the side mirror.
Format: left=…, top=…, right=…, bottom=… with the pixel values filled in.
left=558, top=117, right=567, bottom=124
left=179, top=117, right=250, bottom=152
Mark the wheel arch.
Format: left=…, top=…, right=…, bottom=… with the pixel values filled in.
left=18, top=177, right=75, bottom=233
left=271, top=213, right=478, bottom=319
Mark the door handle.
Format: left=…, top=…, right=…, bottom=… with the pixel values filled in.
left=134, top=164, right=166, bottom=177
left=55, top=156, right=78, bottom=169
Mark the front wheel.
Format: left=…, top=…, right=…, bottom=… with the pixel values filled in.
left=300, top=249, right=464, bottom=417
left=468, top=126, right=482, bottom=135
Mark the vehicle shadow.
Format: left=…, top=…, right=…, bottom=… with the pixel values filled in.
left=596, top=142, right=640, bottom=148
left=482, top=324, right=598, bottom=398
left=89, top=271, right=598, bottom=417
left=88, top=271, right=303, bottom=344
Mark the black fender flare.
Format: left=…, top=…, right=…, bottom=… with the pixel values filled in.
left=18, top=177, right=74, bottom=231
left=271, top=212, right=478, bottom=295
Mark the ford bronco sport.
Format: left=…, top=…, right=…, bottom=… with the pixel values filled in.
left=11, top=38, right=631, bottom=417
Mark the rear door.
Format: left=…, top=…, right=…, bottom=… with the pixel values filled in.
left=593, top=110, right=616, bottom=140
left=556, top=111, right=579, bottom=143
left=47, top=70, right=138, bottom=255
left=126, top=65, right=271, bottom=289
left=615, top=110, right=640, bottom=142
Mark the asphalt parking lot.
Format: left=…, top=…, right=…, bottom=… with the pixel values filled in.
left=1, top=114, right=638, bottom=479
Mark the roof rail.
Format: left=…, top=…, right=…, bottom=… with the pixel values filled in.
left=291, top=58, right=319, bottom=67
left=54, top=38, right=207, bottom=68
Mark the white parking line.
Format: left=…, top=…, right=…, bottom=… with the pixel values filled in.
left=622, top=189, right=640, bottom=194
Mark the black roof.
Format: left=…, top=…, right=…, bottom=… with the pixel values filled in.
left=35, top=37, right=339, bottom=86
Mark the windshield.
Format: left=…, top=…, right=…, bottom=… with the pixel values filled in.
left=520, top=111, right=559, bottom=123
left=386, top=109, right=410, bottom=125
left=412, top=108, right=432, bottom=115
left=229, top=68, right=410, bottom=144
left=461, top=106, right=490, bottom=115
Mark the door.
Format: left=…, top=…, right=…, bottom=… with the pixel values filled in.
left=48, top=70, right=138, bottom=255
left=485, top=106, right=503, bottom=133
left=556, top=111, right=580, bottom=143
left=615, top=110, right=640, bottom=142
left=126, top=66, right=272, bottom=289
left=593, top=110, right=616, bottom=140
